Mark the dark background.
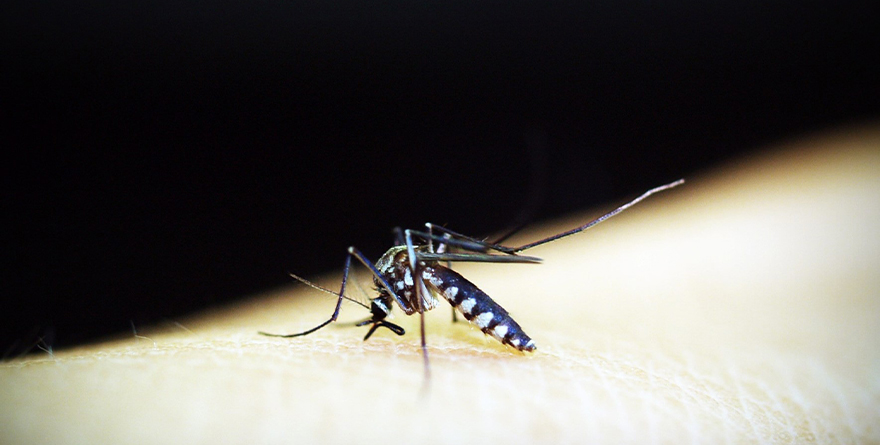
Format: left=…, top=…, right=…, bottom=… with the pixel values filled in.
left=3, top=1, right=878, bottom=357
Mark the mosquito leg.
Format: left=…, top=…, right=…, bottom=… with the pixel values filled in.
left=426, top=179, right=684, bottom=254
left=508, top=179, right=684, bottom=252
left=412, top=227, right=496, bottom=253
left=420, top=310, right=430, bottom=381
left=260, top=244, right=417, bottom=338
left=425, top=221, right=435, bottom=253
left=348, top=246, right=414, bottom=314
left=446, top=234, right=460, bottom=323
left=258, top=252, right=354, bottom=338
left=421, top=225, right=515, bottom=254
left=416, top=251, right=542, bottom=264
left=360, top=321, right=406, bottom=341
left=405, top=229, right=431, bottom=381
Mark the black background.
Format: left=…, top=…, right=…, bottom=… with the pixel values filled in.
left=4, top=1, right=878, bottom=357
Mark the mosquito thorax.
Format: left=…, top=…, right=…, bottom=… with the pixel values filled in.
left=372, top=244, right=442, bottom=315
left=374, top=246, right=409, bottom=276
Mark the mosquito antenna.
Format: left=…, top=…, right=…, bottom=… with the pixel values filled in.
left=510, top=178, right=684, bottom=252
left=287, top=272, right=369, bottom=310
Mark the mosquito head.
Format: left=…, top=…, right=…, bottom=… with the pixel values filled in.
left=369, top=294, right=392, bottom=321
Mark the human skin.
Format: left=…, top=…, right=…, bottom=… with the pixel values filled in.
left=2, top=124, right=879, bottom=444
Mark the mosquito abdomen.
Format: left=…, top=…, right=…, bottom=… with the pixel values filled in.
left=422, top=265, right=536, bottom=352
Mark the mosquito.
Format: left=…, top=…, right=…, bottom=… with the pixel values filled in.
left=260, top=179, right=684, bottom=378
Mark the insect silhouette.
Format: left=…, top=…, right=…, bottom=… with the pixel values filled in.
left=260, top=179, right=684, bottom=377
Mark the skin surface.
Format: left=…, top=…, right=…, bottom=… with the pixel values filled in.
left=2, top=124, right=879, bottom=444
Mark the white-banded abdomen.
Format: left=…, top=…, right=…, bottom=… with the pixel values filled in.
left=421, top=265, right=536, bottom=352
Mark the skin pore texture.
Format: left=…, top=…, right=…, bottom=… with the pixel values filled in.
left=2, top=124, right=879, bottom=444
